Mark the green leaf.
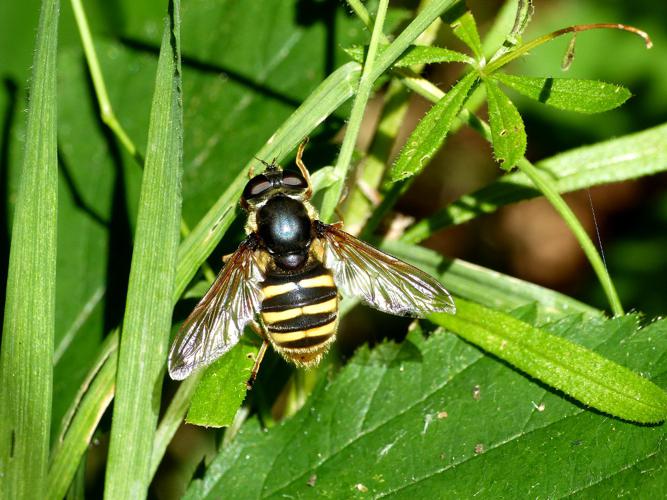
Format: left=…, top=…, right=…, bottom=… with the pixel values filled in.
left=450, top=10, right=484, bottom=61
left=401, top=121, right=667, bottom=243
left=47, top=337, right=117, bottom=500
left=396, top=45, right=474, bottom=66
left=494, top=73, right=632, bottom=113
left=103, top=3, right=183, bottom=498
left=389, top=72, right=477, bottom=182
left=186, top=337, right=257, bottom=427
left=345, top=44, right=474, bottom=66
left=181, top=314, right=667, bottom=498
left=0, top=1, right=59, bottom=498
left=432, top=299, right=667, bottom=423
left=485, top=78, right=527, bottom=170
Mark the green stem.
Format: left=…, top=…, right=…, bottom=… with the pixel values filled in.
left=485, top=23, right=652, bottom=74
left=71, top=0, right=216, bottom=275
left=70, top=0, right=144, bottom=167
left=320, top=0, right=390, bottom=222
left=516, top=158, right=623, bottom=315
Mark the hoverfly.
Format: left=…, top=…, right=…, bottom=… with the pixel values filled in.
left=168, top=140, right=456, bottom=384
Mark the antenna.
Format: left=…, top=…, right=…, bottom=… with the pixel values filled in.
left=254, top=156, right=279, bottom=171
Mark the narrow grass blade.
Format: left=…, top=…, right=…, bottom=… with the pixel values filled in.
left=402, top=122, right=667, bottom=242
left=389, top=72, right=477, bottom=182
left=47, top=344, right=116, bottom=499
left=494, top=73, right=631, bottom=113
left=103, top=2, right=183, bottom=498
left=0, top=1, right=59, bottom=498
left=485, top=78, right=527, bottom=170
left=430, top=299, right=667, bottom=423
left=382, top=240, right=601, bottom=319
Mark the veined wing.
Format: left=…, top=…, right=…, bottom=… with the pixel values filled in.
left=317, top=222, right=455, bottom=317
left=168, top=238, right=263, bottom=380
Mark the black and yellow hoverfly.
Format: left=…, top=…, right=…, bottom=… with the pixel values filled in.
left=168, top=140, right=456, bottom=384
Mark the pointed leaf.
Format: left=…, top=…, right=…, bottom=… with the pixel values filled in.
left=103, top=2, right=183, bottom=497
left=495, top=73, right=632, bottom=113
left=431, top=299, right=667, bottom=424
left=0, top=1, right=59, bottom=498
left=485, top=78, right=527, bottom=170
left=389, top=72, right=477, bottom=181
left=450, top=11, right=484, bottom=61
left=345, top=44, right=474, bottom=66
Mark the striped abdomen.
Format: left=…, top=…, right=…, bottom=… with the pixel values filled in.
left=260, top=261, right=338, bottom=366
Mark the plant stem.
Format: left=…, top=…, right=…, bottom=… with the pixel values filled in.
left=516, top=158, right=623, bottom=315
left=320, top=0, right=390, bottom=222
left=70, top=0, right=144, bottom=167
left=485, top=23, right=652, bottom=74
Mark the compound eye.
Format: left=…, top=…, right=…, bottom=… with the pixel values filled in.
left=282, top=171, right=307, bottom=189
left=243, top=175, right=272, bottom=200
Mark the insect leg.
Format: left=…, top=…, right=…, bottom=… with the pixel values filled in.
left=247, top=339, right=269, bottom=390
left=296, top=137, right=313, bottom=198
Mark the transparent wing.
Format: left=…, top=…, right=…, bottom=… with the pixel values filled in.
left=168, top=238, right=263, bottom=380
left=318, top=223, right=455, bottom=317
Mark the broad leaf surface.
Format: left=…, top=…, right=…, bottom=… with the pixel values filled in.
left=183, top=315, right=667, bottom=499
left=485, top=78, right=527, bottom=170
left=494, top=73, right=631, bottom=114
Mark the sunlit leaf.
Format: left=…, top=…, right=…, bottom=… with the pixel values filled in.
left=450, top=10, right=484, bottom=61
left=389, top=72, right=477, bottom=181
left=494, top=72, right=631, bottom=113
left=186, top=337, right=258, bottom=427
left=485, top=77, right=527, bottom=170
left=345, top=44, right=474, bottom=66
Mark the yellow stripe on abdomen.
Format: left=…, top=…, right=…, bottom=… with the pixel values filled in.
left=298, top=274, right=335, bottom=289
left=269, top=321, right=337, bottom=344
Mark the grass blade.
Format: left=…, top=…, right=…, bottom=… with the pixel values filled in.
left=103, top=2, right=183, bottom=497
left=430, top=299, right=667, bottom=423
left=382, top=240, right=601, bottom=319
left=0, top=1, right=59, bottom=498
left=47, top=342, right=116, bottom=499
